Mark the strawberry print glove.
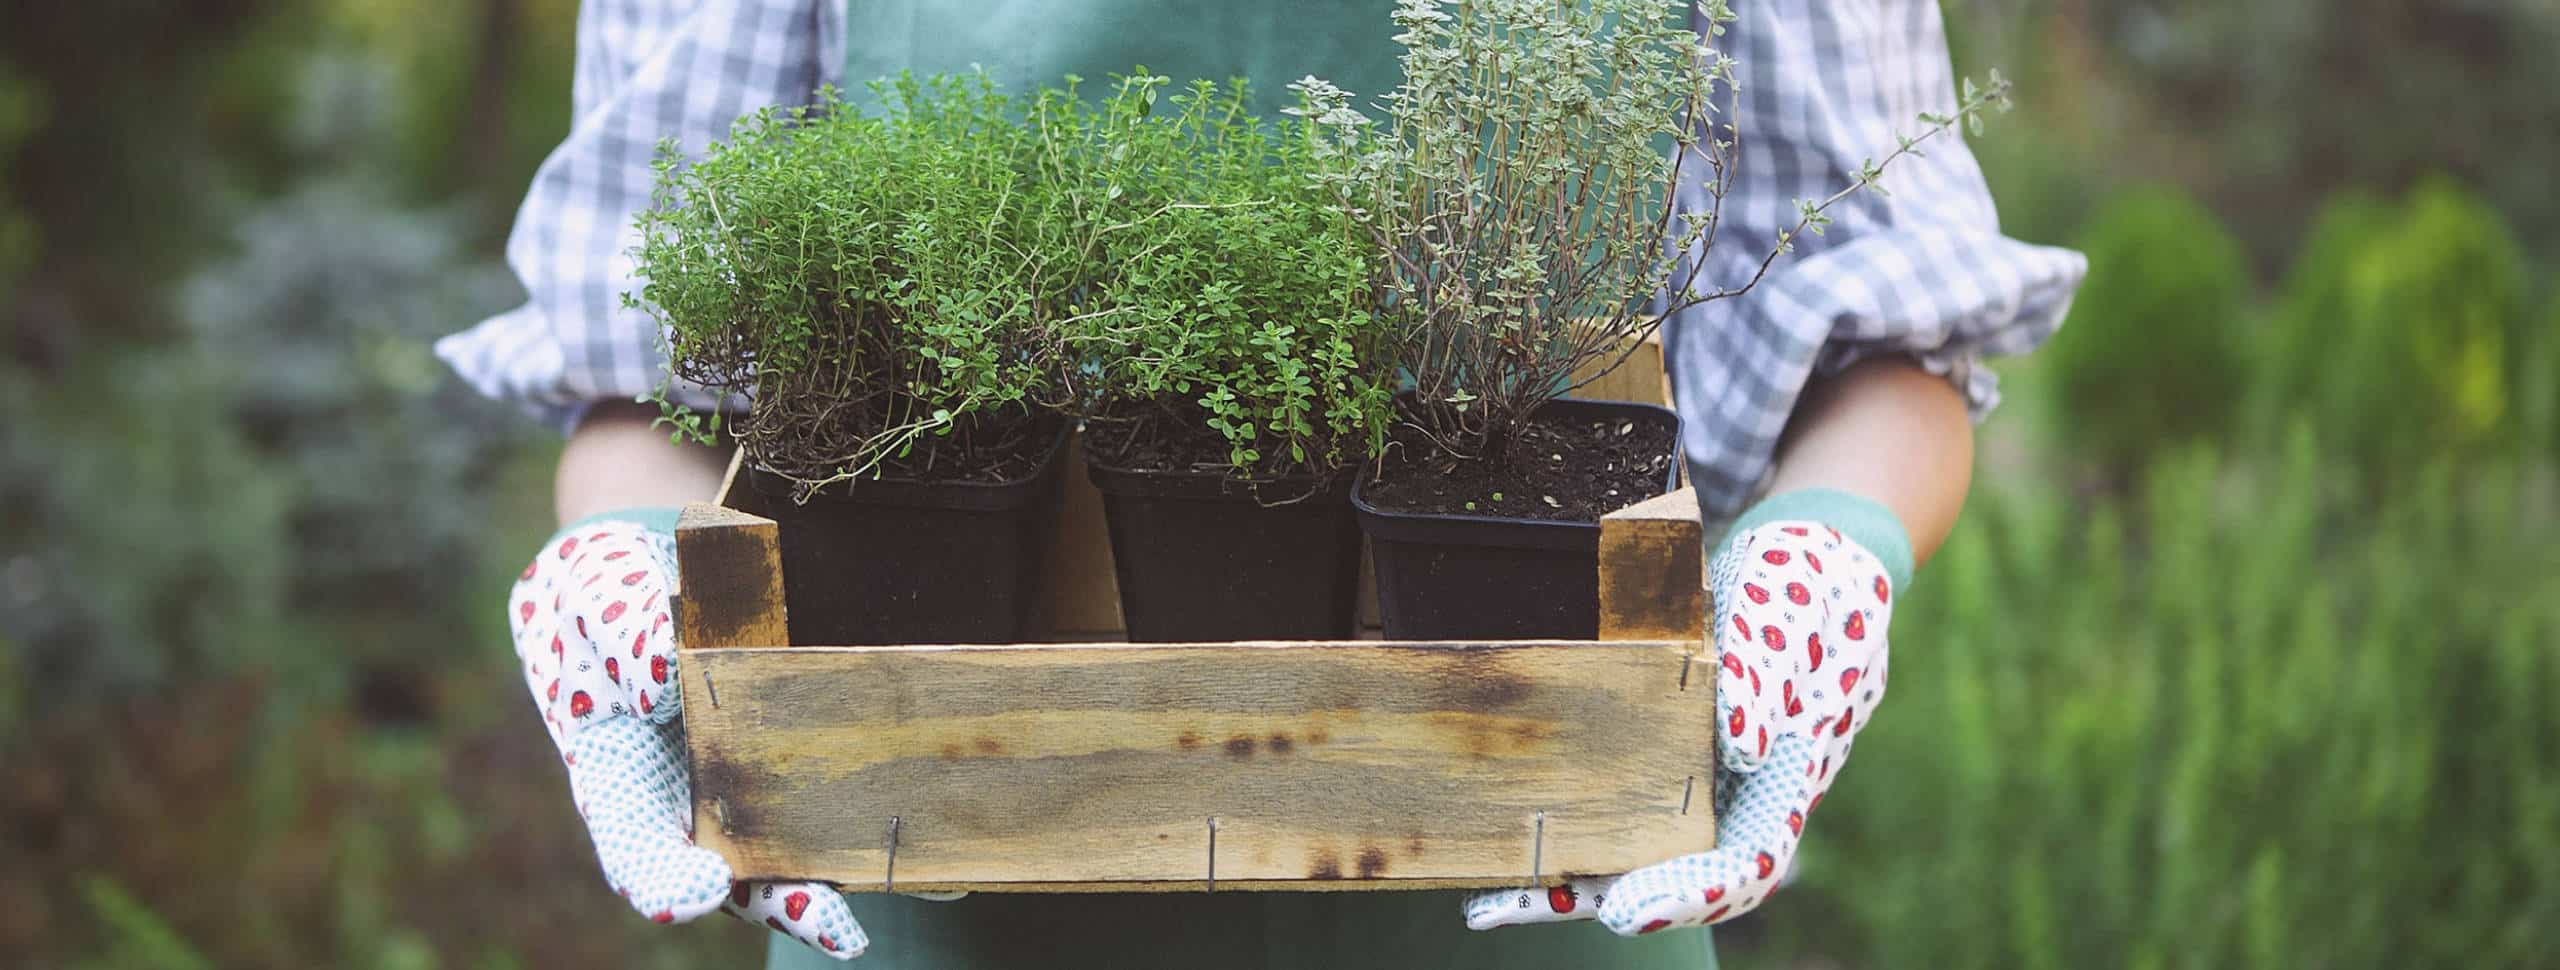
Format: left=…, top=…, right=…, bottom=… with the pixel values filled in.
left=512, top=512, right=868, bottom=960
left=1463, top=488, right=1912, bottom=937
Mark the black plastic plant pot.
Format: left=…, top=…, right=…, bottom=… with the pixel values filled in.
left=1352, top=399, right=1683, bottom=641
left=747, top=420, right=1070, bottom=646
left=1086, top=460, right=1362, bottom=642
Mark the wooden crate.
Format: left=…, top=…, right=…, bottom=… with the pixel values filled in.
left=674, top=427, right=1711, bottom=894
left=1046, top=329, right=1673, bottom=638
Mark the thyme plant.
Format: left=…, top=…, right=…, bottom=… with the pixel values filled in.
left=1294, top=0, right=2011, bottom=469
left=1067, top=75, right=1392, bottom=480
left=633, top=73, right=1082, bottom=495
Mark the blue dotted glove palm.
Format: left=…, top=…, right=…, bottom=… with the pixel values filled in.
left=511, top=514, right=868, bottom=960
left=1463, top=490, right=1907, bottom=935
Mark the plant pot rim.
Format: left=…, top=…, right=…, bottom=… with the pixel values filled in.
left=748, top=415, right=1072, bottom=510
left=1086, top=451, right=1353, bottom=502
left=1350, top=398, right=1680, bottom=547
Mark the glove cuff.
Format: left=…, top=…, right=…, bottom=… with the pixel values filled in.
left=552, top=506, right=685, bottom=545
left=1718, top=488, right=1914, bottom=592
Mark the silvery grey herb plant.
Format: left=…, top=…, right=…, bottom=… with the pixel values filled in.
left=1292, top=0, right=2012, bottom=469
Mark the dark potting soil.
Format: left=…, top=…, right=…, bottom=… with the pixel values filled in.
left=1362, top=408, right=1678, bottom=522
left=1085, top=398, right=1343, bottom=496
left=792, top=409, right=1060, bottom=489
left=1085, top=407, right=1242, bottom=475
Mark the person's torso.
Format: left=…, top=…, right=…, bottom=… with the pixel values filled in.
left=798, top=6, right=1714, bottom=968
left=842, top=0, right=1407, bottom=116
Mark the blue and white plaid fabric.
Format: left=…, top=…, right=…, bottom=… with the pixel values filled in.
left=1662, top=0, right=2086, bottom=521
left=437, top=0, right=2086, bottom=521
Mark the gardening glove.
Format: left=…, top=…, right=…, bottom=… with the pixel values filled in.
left=510, top=512, right=868, bottom=960
left=1461, top=488, right=1910, bottom=936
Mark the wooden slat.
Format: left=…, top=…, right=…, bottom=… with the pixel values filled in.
left=711, top=446, right=773, bottom=518
left=1568, top=327, right=1674, bottom=408
left=1597, top=487, right=1705, bottom=643
left=1042, top=428, right=1127, bottom=636
left=686, top=639, right=1716, bottom=891
left=673, top=503, right=789, bottom=650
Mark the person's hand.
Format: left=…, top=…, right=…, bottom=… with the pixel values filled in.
left=1463, top=501, right=1901, bottom=935
left=511, top=514, right=868, bottom=960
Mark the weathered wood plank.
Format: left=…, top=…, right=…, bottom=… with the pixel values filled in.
left=673, top=503, right=789, bottom=650
left=686, top=639, right=1716, bottom=891
left=1567, top=327, right=1674, bottom=410
left=1598, top=487, right=1705, bottom=643
left=1044, top=428, right=1128, bottom=636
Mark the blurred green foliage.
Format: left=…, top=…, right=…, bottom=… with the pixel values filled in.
left=2, top=0, right=2555, bottom=967
left=1750, top=432, right=2560, bottom=968
left=2040, top=186, right=2252, bottom=479
left=1, top=2, right=754, bottom=966
left=2257, top=180, right=2536, bottom=478
left=1950, top=0, right=2560, bottom=269
left=2531, top=295, right=2560, bottom=456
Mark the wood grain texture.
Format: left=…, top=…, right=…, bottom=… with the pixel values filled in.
left=1042, top=429, right=1128, bottom=636
left=1568, top=328, right=1674, bottom=408
left=1598, top=488, right=1705, bottom=643
left=686, top=639, right=1716, bottom=891
left=673, top=503, right=789, bottom=650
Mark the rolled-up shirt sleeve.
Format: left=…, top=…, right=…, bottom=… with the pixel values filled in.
left=1663, top=0, right=2087, bottom=519
left=438, top=0, right=839, bottom=434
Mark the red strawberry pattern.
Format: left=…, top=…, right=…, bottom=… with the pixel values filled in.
left=1465, top=516, right=1895, bottom=938
left=508, top=517, right=877, bottom=961
left=1548, top=885, right=1579, bottom=913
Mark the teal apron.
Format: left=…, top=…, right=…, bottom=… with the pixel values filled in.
left=770, top=5, right=1716, bottom=966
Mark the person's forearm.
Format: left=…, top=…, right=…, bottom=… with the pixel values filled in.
left=555, top=402, right=731, bottom=526
left=1764, top=356, right=1974, bottom=567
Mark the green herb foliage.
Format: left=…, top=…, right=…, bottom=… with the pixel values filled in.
left=633, top=73, right=1081, bottom=494
left=1295, top=0, right=2009, bottom=468
left=1067, top=74, right=1391, bottom=479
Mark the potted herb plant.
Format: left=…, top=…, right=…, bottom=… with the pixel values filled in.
left=1065, top=74, right=1393, bottom=641
left=1296, top=0, right=2001, bottom=638
left=635, top=74, right=1081, bottom=645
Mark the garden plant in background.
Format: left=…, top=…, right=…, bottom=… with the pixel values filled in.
left=1294, top=0, right=2009, bottom=638
left=1762, top=430, right=2560, bottom=969
left=2039, top=185, right=2252, bottom=484
left=2255, top=178, right=2533, bottom=480
left=1063, top=73, right=1394, bottom=640
left=633, top=73, right=1086, bottom=645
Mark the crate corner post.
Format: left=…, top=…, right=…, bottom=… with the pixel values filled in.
left=1597, top=486, right=1705, bottom=643
left=672, top=502, right=789, bottom=650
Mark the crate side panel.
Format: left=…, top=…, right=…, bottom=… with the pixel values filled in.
left=686, top=640, right=1715, bottom=890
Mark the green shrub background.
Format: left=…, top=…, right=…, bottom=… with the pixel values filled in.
left=4, top=1, right=2556, bottom=967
